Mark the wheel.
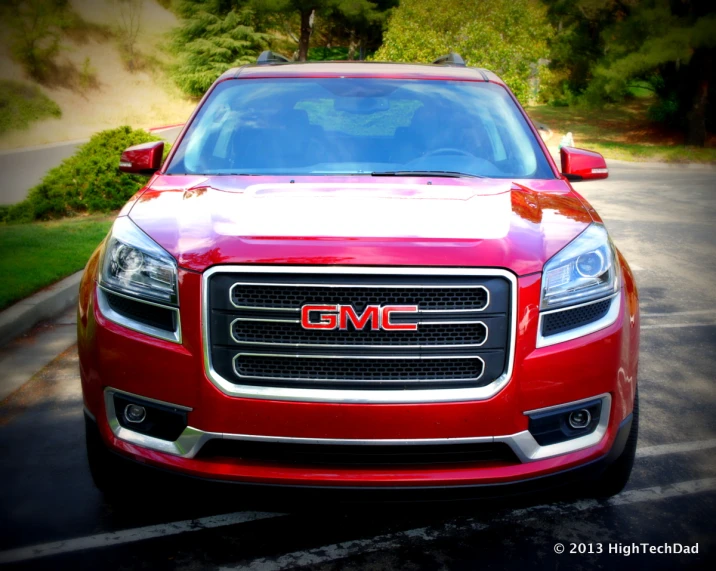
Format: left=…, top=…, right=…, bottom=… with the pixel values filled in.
left=592, top=388, right=639, bottom=498
left=85, top=414, right=129, bottom=497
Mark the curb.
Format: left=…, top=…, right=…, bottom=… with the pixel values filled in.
left=0, top=271, right=83, bottom=347
left=148, top=123, right=185, bottom=132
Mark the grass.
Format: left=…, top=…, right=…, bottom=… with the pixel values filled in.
left=0, top=80, right=62, bottom=135
left=0, top=215, right=114, bottom=310
left=526, top=100, right=716, bottom=164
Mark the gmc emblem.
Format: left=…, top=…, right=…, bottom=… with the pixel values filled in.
left=301, top=304, right=419, bottom=331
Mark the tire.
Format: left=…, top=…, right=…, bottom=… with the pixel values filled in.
left=592, top=388, right=639, bottom=498
left=85, top=414, right=129, bottom=498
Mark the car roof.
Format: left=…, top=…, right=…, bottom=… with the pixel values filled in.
left=217, top=61, right=506, bottom=85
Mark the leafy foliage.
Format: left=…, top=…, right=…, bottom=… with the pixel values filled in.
left=373, top=0, right=553, bottom=103
left=541, top=0, right=626, bottom=102
left=583, top=3, right=715, bottom=99
left=543, top=0, right=715, bottom=146
left=0, top=80, right=61, bottom=134
left=2, top=127, right=169, bottom=223
left=171, top=1, right=270, bottom=97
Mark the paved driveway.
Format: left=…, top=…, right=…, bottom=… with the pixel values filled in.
left=0, top=160, right=714, bottom=570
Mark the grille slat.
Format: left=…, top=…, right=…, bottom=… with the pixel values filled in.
left=208, top=272, right=511, bottom=390
left=231, top=320, right=488, bottom=347
left=542, top=298, right=612, bottom=337
left=234, top=354, right=485, bottom=383
left=105, top=291, right=175, bottom=332
left=230, top=283, right=489, bottom=312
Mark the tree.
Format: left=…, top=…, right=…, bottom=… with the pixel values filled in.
left=584, top=0, right=716, bottom=146
left=373, top=0, right=553, bottom=103
left=249, top=0, right=393, bottom=61
left=322, top=0, right=397, bottom=60
left=114, top=0, right=143, bottom=71
left=541, top=0, right=628, bottom=100
left=171, top=0, right=269, bottom=97
left=0, top=0, right=72, bottom=82
left=245, top=0, right=319, bottom=61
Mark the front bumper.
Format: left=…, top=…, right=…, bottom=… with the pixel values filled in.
left=85, top=411, right=634, bottom=501
left=78, top=265, right=639, bottom=489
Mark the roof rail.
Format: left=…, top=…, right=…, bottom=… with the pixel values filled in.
left=432, top=53, right=466, bottom=67
left=256, top=50, right=291, bottom=65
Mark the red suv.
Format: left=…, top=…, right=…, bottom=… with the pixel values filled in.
left=79, top=52, right=639, bottom=499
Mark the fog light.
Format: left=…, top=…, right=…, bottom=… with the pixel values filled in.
left=124, top=404, right=147, bottom=424
left=568, top=409, right=591, bottom=429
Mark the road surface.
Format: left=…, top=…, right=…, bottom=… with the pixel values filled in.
left=0, top=127, right=183, bottom=205
left=0, top=160, right=714, bottom=570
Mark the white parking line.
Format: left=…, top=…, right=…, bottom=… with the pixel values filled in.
left=2, top=440, right=716, bottom=565
left=641, top=309, right=716, bottom=317
left=0, top=511, right=283, bottom=565
left=221, top=478, right=716, bottom=571
left=641, top=322, right=716, bottom=330
left=637, top=439, right=716, bottom=458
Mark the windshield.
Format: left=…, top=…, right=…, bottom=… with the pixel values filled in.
left=166, top=78, right=554, bottom=179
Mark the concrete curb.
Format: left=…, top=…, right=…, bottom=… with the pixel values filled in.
left=603, top=158, right=716, bottom=170
left=0, top=271, right=83, bottom=347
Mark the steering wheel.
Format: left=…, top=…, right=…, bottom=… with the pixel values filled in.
left=422, top=147, right=475, bottom=158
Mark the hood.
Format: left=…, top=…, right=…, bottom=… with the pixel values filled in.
left=127, top=175, right=593, bottom=276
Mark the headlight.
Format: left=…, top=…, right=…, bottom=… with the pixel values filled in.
left=541, top=224, right=619, bottom=310
left=99, top=217, right=178, bottom=305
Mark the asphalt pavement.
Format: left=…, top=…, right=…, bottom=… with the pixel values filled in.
left=0, top=160, right=715, bottom=570
left=0, top=127, right=183, bottom=205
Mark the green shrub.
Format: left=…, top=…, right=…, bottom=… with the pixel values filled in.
left=372, top=0, right=553, bottom=104
left=0, top=80, right=62, bottom=134
left=3, top=127, right=170, bottom=222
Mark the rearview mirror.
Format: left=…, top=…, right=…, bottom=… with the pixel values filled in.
left=560, top=146, right=608, bottom=181
left=119, top=141, right=164, bottom=175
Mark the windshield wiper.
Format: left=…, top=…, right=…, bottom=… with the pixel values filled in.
left=371, top=170, right=482, bottom=178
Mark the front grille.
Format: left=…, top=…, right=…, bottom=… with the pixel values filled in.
left=196, top=439, right=519, bottom=467
left=542, top=298, right=612, bottom=337
left=207, top=271, right=511, bottom=390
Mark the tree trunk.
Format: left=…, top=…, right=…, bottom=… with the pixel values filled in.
left=347, top=29, right=357, bottom=61
left=298, top=9, right=314, bottom=62
left=685, top=48, right=711, bottom=147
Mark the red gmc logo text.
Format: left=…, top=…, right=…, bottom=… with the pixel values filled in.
left=300, top=304, right=419, bottom=331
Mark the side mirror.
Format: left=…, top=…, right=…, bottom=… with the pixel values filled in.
left=560, top=146, right=608, bottom=181
left=119, top=141, right=164, bottom=175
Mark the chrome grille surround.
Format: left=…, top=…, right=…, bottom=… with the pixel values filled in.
left=202, top=266, right=517, bottom=403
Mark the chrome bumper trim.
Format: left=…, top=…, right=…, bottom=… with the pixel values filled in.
left=202, top=266, right=517, bottom=403
left=104, top=390, right=611, bottom=463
